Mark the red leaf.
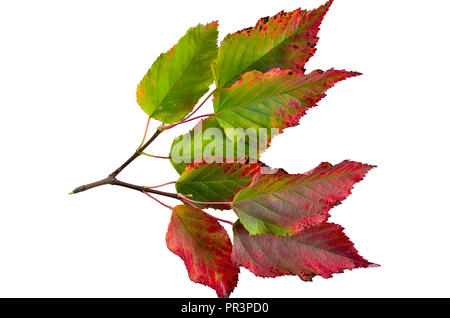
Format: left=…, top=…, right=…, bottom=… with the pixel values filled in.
left=166, top=205, right=239, bottom=297
left=232, top=222, right=376, bottom=281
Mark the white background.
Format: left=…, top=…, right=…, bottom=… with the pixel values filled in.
left=1, top=0, right=449, bottom=297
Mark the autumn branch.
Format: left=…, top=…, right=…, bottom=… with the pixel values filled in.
left=70, top=129, right=178, bottom=200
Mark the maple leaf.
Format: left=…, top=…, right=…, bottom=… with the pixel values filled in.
left=232, top=221, right=376, bottom=281
left=137, top=22, right=218, bottom=124
left=213, top=0, right=333, bottom=88
left=166, top=205, right=239, bottom=297
left=232, top=161, right=375, bottom=236
left=176, top=161, right=261, bottom=210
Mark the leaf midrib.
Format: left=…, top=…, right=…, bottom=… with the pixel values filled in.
left=175, top=211, right=220, bottom=275
left=235, top=170, right=355, bottom=203
left=155, top=27, right=213, bottom=113
left=215, top=76, right=313, bottom=116
left=220, top=12, right=306, bottom=88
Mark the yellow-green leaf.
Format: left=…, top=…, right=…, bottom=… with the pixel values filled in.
left=169, top=117, right=267, bottom=174
left=137, top=22, right=218, bottom=124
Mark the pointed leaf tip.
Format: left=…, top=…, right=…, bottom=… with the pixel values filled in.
left=214, top=0, right=335, bottom=88
left=137, top=22, right=218, bottom=124
left=232, top=160, right=375, bottom=236
left=213, top=68, right=360, bottom=143
left=232, top=221, right=375, bottom=281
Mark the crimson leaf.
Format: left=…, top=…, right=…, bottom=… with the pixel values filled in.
left=166, top=205, right=239, bottom=297
left=232, top=221, right=376, bottom=281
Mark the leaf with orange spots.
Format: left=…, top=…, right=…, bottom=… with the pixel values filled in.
left=137, top=22, right=218, bottom=124
left=213, top=68, right=359, bottom=142
left=213, top=1, right=333, bottom=88
left=175, top=161, right=262, bottom=210
left=232, top=161, right=375, bottom=236
left=166, top=205, right=239, bottom=297
left=232, top=221, right=376, bottom=281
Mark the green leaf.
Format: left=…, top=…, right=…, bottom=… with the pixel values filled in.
left=175, top=162, right=261, bottom=210
left=166, top=205, right=239, bottom=297
left=169, top=117, right=267, bottom=174
left=232, top=161, right=375, bottom=236
left=213, top=68, right=360, bottom=141
left=213, top=1, right=333, bottom=88
left=137, top=22, right=218, bottom=124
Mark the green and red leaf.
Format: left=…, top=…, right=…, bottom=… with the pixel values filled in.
left=176, top=162, right=261, bottom=210
left=166, top=205, right=239, bottom=297
left=213, top=68, right=360, bottom=141
left=232, top=160, right=375, bottom=236
left=213, top=0, right=333, bottom=88
left=137, top=22, right=218, bottom=124
left=169, top=68, right=357, bottom=174
left=232, top=221, right=376, bottom=281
